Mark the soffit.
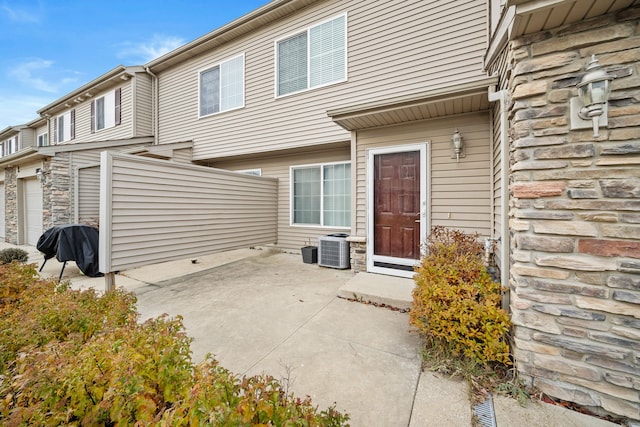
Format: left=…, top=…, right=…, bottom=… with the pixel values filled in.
left=326, top=77, right=498, bottom=131
left=508, top=0, right=640, bottom=36
left=147, top=0, right=319, bottom=73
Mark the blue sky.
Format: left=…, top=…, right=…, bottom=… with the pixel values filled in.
left=0, top=0, right=269, bottom=130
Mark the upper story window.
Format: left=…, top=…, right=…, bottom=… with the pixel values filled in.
left=53, top=110, right=75, bottom=143
left=37, top=132, right=48, bottom=147
left=91, top=88, right=122, bottom=132
left=1, top=137, right=17, bottom=157
left=199, top=54, right=245, bottom=117
left=276, top=14, right=347, bottom=97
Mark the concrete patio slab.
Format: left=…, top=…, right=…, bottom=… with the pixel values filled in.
left=410, top=371, right=472, bottom=427
left=338, top=271, right=414, bottom=310
left=494, top=394, right=620, bottom=427
left=129, top=250, right=424, bottom=426
left=248, top=320, right=421, bottom=426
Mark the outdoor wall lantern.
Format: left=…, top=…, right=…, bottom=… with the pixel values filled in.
left=451, top=129, right=465, bottom=162
left=35, top=168, right=47, bottom=184
left=570, top=54, right=614, bottom=138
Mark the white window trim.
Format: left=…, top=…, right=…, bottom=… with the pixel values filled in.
left=94, top=90, right=117, bottom=132
left=56, top=112, right=72, bottom=143
left=198, top=53, right=245, bottom=119
left=37, top=132, right=48, bottom=147
left=289, top=160, right=351, bottom=229
left=274, top=13, right=348, bottom=99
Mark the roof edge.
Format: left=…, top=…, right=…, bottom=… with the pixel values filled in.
left=327, top=77, right=499, bottom=119
left=37, top=65, right=145, bottom=116
left=145, top=0, right=307, bottom=71
left=37, top=136, right=154, bottom=155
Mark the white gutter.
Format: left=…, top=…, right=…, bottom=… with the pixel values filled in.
left=145, top=67, right=159, bottom=145
left=488, top=86, right=510, bottom=308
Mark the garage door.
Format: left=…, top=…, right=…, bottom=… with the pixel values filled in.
left=0, top=183, right=5, bottom=240
left=24, top=178, right=43, bottom=246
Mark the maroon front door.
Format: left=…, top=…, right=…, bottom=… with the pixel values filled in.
left=373, top=151, right=421, bottom=260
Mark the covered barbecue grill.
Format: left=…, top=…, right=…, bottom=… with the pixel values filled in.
left=37, top=224, right=103, bottom=280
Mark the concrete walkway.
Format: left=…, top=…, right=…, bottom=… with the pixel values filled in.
left=3, top=242, right=620, bottom=426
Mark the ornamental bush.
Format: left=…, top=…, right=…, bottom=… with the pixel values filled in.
left=410, top=226, right=511, bottom=365
left=0, top=262, right=349, bottom=426
left=0, top=248, right=29, bottom=265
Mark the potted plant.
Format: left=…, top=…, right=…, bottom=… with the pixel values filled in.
left=301, top=238, right=317, bottom=264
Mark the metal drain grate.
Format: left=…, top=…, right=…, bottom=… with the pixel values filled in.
left=473, top=393, right=497, bottom=427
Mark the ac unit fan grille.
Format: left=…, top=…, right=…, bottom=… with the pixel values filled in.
left=318, top=236, right=350, bottom=269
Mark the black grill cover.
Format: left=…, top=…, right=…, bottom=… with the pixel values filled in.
left=36, top=225, right=103, bottom=278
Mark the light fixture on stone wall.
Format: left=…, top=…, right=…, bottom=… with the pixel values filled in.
left=570, top=55, right=614, bottom=138
left=451, top=129, right=465, bottom=162
left=35, top=168, right=48, bottom=184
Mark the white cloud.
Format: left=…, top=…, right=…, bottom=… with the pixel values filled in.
left=0, top=94, right=53, bottom=129
left=1, top=3, right=40, bottom=23
left=118, top=34, right=185, bottom=63
left=7, top=58, right=80, bottom=94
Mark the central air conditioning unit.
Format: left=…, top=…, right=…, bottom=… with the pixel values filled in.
left=318, top=233, right=350, bottom=269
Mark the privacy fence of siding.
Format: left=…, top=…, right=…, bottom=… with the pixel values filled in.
left=99, top=152, right=278, bottom=274
left=76, top=164, right=100, bottom=225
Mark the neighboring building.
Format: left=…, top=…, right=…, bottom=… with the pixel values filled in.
left=0, top=65, right=160, bottom=245
left=486, top=0, right=640, bottom=421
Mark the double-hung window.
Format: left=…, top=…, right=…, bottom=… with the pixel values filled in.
left=291, top=162, right=350, bottom=227
left=199, top=54, right=245, bottom=117
left=37, top=132, right=48, bottom=147
left=277, top=14, right=347, bottom=97
left=54, top=110, right=74, bottom=143
left=1, top=137, right=17, bottom=157
left=91, top=88, right=121, bottom=132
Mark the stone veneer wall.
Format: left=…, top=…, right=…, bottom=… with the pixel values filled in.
left=47, top=153, right=71, bottom=228
left=4, top=167, right=17, bottom=244
left=347, top=236, right=366, bottom=273
left=508, top=7, right=640, bottom=422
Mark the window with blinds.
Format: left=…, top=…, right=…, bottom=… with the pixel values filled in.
left=199, top=54, right=245, bottom=117
left=54, top=110, right=74, bottom=143
left=91, top=88, right=121, bottom=133
left=277, top=14, right=346, bottom=97
left=291, top=161, right=351, bottom=227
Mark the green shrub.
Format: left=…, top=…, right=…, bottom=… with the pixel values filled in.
left=410, top=226, right=511, bottom=365
left=0, top=262, right=349, bottom=426
left=0, top=248, right=29, bottom=265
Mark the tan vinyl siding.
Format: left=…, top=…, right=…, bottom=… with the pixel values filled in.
left=171, top=148, right=194, bottom=163
left=102, top=153, right=277, bottom=272
left=356, top=112, right=491, bottom=238
left=69, top=144, right=152, bottom=224
left=77, top=165, right=100, bottom=225
left=211, top=144, right=351, bottom=250
left=53, top=83, right=133, bottom=145
left=134, top=73, right=153, bottom=136
left=156, top=0, right=488, bottom=161
left=20, top=129, right=35, bottom=149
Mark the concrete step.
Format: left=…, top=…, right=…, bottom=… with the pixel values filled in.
left=337, top=272, right=414, bottom=310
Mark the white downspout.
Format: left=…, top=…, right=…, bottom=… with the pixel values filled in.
left=144, top=67, right=159, bottom=145
left=488, top=86, right=510, bottom=309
